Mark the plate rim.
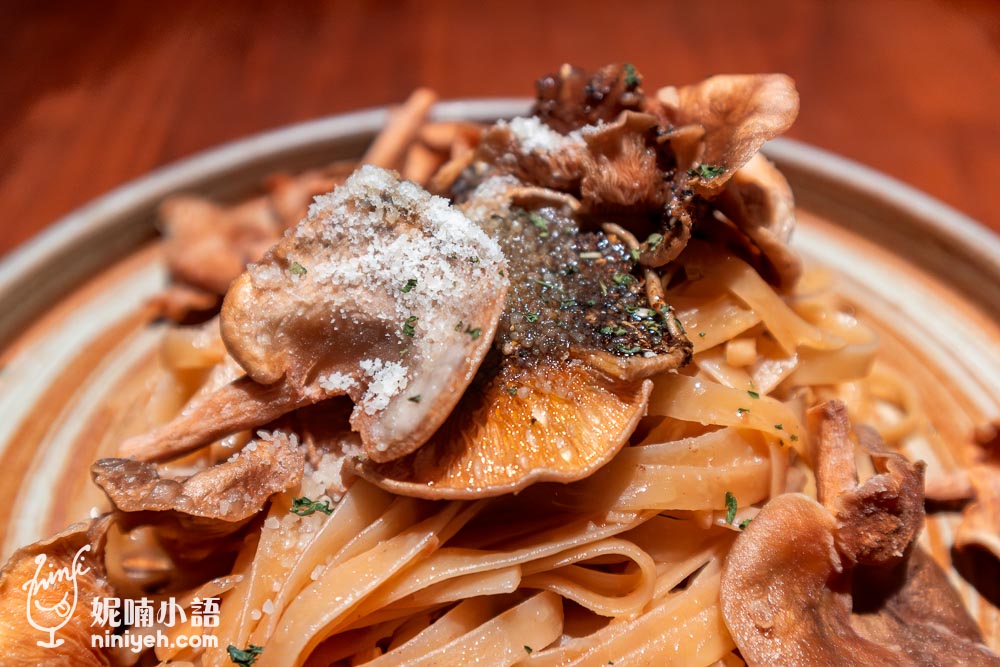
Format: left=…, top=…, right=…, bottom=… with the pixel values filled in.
left=0, top=98, right=997, bottom=347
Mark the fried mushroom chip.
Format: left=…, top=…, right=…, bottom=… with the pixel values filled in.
left=721, top=402, right=999, bottom=666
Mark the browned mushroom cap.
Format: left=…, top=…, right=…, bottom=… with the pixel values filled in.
left=0, top=516, right=115, bottom=665
left=716, top=154, right=803, bottom=291
left=650, top=74, right=799, bottom=196
left=351, top=361, right=651, bottom=498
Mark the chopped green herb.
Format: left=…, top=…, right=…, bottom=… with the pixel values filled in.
left=618, top=344, right=643, bottom=355
left=612, top=273, right=633, bottom=286
left=645, top=233, right=664, bottom=249
left=401, top=278, right=418, bottom=293
left=532, top=277, right=559, bottom=290
left=402, top=315, right=418, bottom=337
left=673, top=317, right=687, bottom=335
left=455, top=320, right=463, bottom=331
left=623, top=62, right=639, bottom=89
left=599, top=280, right=609, bottom=295
left=524, top=312, right=540, bottom=323
left=469, top=256, right=480, bottom=263
left=560, top=299, right=577, bottom=309
left=408, top=395, right=422, bottom=403
left=508, top=386, right=518, bottom=396
left=290, top=497, right=333, bottom=516
left=524, top=645, right=534, bottom=654
left=630, top=248, right=641, bottom=262
left=688, top=164, right=726, bottom=179
left=725, top=491, right=738, bottom=525
left=790, top=434, right=799, bottom=442
left=289, top=262, right=307, bottom=276
left=698, top=332, right=706, bottom=337
left=465, top=326, right=482, bottom=340
left=528, top=212, right=549, bottom=237
left=737, top=408, right=749, bottom=416
left=499, top=269, right=505, bottom=277
left=747, top=390, right=760, bottom=399
left=774, top=424, right=783, bottom=430
left=739, top=518, right=753, bottom=530
left=227, top=644, right=264, bottom=666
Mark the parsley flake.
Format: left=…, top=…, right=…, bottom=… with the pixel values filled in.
left=698, top=332, right=706, bottom=337
left=465, top=326, right=482, bottom=340
left=532, top=277, right=559, bottom=290
left=507, top=386, right=518, bottom=396
left=688, top=164, right=726, bottom=179
left=401, top=278, right=418, bottom=293
left=630, top=248, right=641, bottom=262
left=227, top=644, right=264, bottom=666
left=737, top=407, right=749, bottom=416
left=289, top=262, right=307, bottom=276
left=739, top=518, right=753, bottom=530
left=524, top=645, right=534, bottom=654
left=524, top=312, right=540, bottom=323
left=748, top=390, right=760, bottom=399
left=528, top=212, right=549, bottom=238
left=645, top=233, right=664, bottom=249
left=774, top=424, right=783, bottom=430
left=725, top=491, right=738, bottom=525
left=623, top=63, right=639, bottom=89
left=790, top=434, right=799, bottom=442
left=402, top=315, right=418, bottom=337
left=612, top=273, right=633, bottom=286
left=408, top=395, right=421, bottom=403
left=290, top=497, right=333, bottom=516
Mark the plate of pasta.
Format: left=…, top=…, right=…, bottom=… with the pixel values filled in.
left=0, top=64, right=998, bottom=666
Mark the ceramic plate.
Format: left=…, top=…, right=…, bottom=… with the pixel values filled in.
left=0, top=100, right=997, bottom=648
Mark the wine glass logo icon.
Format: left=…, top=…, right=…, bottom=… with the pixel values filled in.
left=20, top=544, right=91, bottom=649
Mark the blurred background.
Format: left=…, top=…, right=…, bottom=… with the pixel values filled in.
left=0, top=0, right=997, bottom=256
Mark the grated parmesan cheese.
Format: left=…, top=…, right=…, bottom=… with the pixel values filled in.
left=500, top=116, right=585, bottom=153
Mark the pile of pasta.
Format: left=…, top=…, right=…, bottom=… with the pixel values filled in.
left=1, top=64, right=997, bottom=667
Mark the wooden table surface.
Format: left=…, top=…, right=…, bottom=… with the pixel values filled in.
left=1, top=0, right=998, bottom=258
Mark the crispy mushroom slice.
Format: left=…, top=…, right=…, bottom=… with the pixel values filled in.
left=97, top=431, right=303, bottom=563
left=721, top=493, right=999, bottom=667
left=722, top=402, right=999, bottom=666
left=716, top=154, right=803, bottom=290
left=96, top=430, right=302, bottom=523
left=160, top=194, right=282, bottom=295
left=533, top=63, right=645, bottom=134
left=954, top=466, right=1000, bottom=562
left=351, top=361, right=651, bottom=498
left=125, top=166, right=509, bottom=465
left=650, top=74, right=799, bottom=196
left=0, top=516, right=115, bottom=666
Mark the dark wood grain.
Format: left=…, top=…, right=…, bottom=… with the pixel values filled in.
left=1, top=0, right=997, bottom=257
